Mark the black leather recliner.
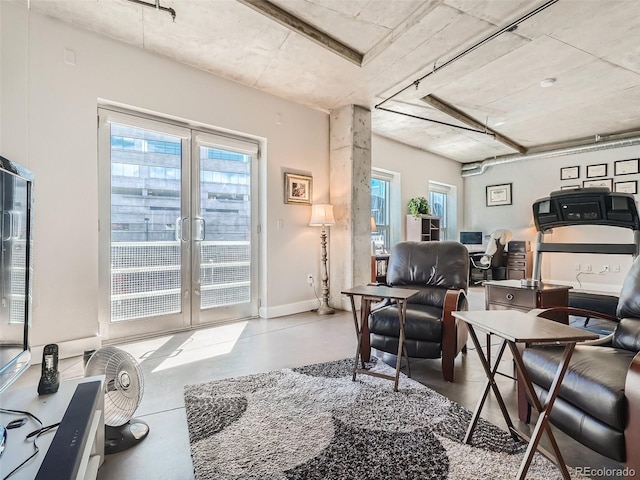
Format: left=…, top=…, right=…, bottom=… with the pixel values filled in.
left=520, top=256, right=640, bottom=474
left=368, top=241, right=469, bottom=382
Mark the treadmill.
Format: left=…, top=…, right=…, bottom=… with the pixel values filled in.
left=532, top=187, right=640, bottom=325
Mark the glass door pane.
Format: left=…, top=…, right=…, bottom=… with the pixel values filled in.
left=192, top=139, right=257, bottom=325
left=101, top=115, right=191, bottom=340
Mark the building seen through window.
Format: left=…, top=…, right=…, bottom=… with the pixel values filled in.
left=110, top=125, right=250, bottom=242
left=371, top=176, right=390, bottom=249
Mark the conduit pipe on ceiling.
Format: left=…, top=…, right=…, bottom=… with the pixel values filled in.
left=461, top=135, right=640, bottom=177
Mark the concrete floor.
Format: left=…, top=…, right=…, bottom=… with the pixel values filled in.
left=8, top=287, right=626, bottom=479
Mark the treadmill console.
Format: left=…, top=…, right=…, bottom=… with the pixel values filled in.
left=533, top=187, right=640, bottom=232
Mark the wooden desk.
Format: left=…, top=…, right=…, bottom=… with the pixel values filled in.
left=342, top=285, right=418, bottom=391
left=452, top=310, right=597, bottom=480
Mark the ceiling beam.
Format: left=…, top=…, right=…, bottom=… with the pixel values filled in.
left=237, top=0, right=363, bottom=66
left=363, top=0, right=443, bottom=65
left=421, top=95, right=526, bottom=154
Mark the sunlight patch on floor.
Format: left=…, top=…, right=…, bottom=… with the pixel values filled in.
left=150, top=321, right=248, bottom=373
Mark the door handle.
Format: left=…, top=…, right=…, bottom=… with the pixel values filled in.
left=176, top=217, right=189, bottom=242
left=195, top=218, right=206, bottom=242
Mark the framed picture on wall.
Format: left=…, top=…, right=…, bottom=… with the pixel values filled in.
left=583, top=178, right=613, bottom=189
left=586, top=163, right=608, bottom=178
left=615, top=180, right=637, bottom=194
left=486, top=183, right=512, bottom=207
left=284, top=172, right=312, bottom=205
left=560, top=185, right=580, bottom=190
left=614, top=159, right=639, bottom=176
left=560, top=166, right=580, bottom=180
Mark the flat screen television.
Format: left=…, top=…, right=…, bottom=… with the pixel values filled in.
left=460, top=231, right=483, bottom=245
left=0, top=155, right=33, bottom=395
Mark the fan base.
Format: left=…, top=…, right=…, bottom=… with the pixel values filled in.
left=105, top=419, right=150, bottom=455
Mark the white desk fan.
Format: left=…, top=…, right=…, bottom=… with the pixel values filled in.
left=85, top=346, right=150, bottom=454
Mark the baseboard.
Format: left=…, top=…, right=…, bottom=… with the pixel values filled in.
left=31, top=336, right=102, bottom=364
left=546, top=278, right=622, bottom=294
left=259, top=299, right=319, bottom=318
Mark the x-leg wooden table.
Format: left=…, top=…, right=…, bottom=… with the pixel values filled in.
left=342, top=285, right=418, bottom=392
left=452, top=310, right=597, bottom=479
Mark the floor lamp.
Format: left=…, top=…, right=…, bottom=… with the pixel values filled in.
left=309, top=204, right=335, bottom=315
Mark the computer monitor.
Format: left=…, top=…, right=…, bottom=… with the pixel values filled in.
left=460, top=231, right=483, bottom=245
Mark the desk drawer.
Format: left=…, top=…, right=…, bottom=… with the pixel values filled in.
left=487, top=286, right=536, bottom=308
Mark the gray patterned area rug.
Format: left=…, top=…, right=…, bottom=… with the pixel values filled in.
left=183, top=358, right=589, bottom=480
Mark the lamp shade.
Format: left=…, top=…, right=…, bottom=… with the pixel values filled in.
left=370, top=216, right=377, bottom=232
left=309, top=204, right=335, bottom=226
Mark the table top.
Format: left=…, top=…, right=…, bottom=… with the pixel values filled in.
left=483, top=280, right=573, bottom=292
left=341, top=284, right=418, bottom=300
left=452, top=310, right=598, bottom=343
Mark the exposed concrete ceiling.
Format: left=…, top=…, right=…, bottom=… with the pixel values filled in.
left=13, top=0, right=640, bottom=163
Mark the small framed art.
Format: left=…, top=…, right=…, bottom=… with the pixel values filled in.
left=560, top=185, right=580, bottom=190
left=614, top=159, right=639, bottom=176
left=615, top=180, right=637, bottom=194
left=586, top=163, right=607, bottom=178
left=486, top=183, right=512, bottom=207
left=284, top=172, right=312, bottom=205
left=583, top=178, right=613, bottom=189
left=560, top=166, right=580, bottom=180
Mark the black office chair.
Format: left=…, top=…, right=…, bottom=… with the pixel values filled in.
left=469, top=229, right=511, bottom=284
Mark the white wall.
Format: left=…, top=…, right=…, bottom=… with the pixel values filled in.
left=464, top=145, right=640, bottom=292
left=372, top=135, right=464, bottom=243
left=1, top=3, right=330, bottom=348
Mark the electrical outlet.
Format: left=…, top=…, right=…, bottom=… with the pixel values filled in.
left=575, top=264, right=581, bottom=271
left=614, top=265, right=621, bottom=272
left=307, top=274, right=314, bottom=285
left=585, top=264, right=592, bottom=272
left=603, top=265, right=610, bottom=273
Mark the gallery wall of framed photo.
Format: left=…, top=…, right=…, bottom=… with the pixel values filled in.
left=560, top=157, right=639, bottom=195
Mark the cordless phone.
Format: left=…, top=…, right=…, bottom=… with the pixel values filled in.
left=38, top=344, right=60, bottom=395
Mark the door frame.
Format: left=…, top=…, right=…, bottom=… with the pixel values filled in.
left=97, top=107, right=260, bottom=342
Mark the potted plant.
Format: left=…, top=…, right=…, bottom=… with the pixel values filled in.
left=407, top=196, right=430, bottom=217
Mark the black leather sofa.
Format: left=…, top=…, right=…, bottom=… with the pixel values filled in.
left=368, top=241, right=469, bottom=382
left=519, top=257, right=640, bottom=474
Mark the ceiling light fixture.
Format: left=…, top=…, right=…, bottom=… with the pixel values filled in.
left=540, top=78, right=556, bottom=88
left=124, top=0, right=176, bottom=21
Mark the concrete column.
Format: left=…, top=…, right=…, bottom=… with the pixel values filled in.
left=329, top=105, right=371, bottom=310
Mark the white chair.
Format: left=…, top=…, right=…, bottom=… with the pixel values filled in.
left=469, top=229, right=512, bottom=283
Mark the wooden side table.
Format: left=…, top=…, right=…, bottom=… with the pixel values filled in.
left=452, top=310, right=597, bottom=480
left=485, top=280, right=572, bottom=323
left=341, top=285, right=418, bottom=391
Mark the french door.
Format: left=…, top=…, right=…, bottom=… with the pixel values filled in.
left=98, top=109, right=258, bottom=341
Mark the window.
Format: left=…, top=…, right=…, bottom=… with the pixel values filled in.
left=371, top=177, right=390, bottom=248
left=111, top=135, right=180, bottom=155
left=150, top=166, right=181, bottom=180
left=112, top=162, right=140, bottom=177
left=201, top=170, right=249, bottom=185
left=429, top=181, right=457, bottom=241
left=371, top=168, right=401, bottom=250
left=207, top=149, right=247, bottom=162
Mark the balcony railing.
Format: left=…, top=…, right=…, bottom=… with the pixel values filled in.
left=111, top=241, right=250, bottom=322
